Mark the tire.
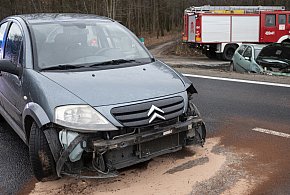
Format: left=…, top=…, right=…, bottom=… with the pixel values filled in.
left=204, top=50, right=217, bottom=59
left=29, top=122, right=58, bottom=181
left=222, top=44, right=238, bottom=61
left=216, top=53, right=223, bottom=60
left=229, top=61, right=236, bottom=72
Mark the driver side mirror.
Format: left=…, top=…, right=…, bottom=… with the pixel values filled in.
left=0, top=60, right=21, bottom=76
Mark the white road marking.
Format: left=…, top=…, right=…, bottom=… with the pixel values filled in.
left=183, top=74, right=290, bottom=88
left=252, top=128, right=290, bottom=139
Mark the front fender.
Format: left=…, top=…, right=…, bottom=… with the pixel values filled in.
left=158, top=60, right=198, bottom=93
left=22, top=102, right=51, bottom=129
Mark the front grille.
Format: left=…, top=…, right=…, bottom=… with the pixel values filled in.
left=111, top=96, right=184, bottom=127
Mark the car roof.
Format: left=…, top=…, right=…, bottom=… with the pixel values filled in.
left=9, top=13, right=112, bottom=24
left=253, top=44, right=268, bottom=49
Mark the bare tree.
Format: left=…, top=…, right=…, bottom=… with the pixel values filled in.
left=0, top=0, right=289, bottom=37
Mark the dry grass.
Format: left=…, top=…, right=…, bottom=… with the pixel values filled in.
left=162, top=39, right=202, bottom=57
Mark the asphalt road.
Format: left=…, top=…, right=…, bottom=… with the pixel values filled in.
left=0, top=75, right=289, bottom=194
left=187, top=75, right=290, bottom=194
left=188, top=76, right=290, bottom=132
left=0, top=121, right=33, bottom=195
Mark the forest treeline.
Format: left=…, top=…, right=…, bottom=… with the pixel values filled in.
left=0, top=0, right=289, bottom=37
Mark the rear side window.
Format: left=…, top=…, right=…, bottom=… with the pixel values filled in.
left=237, top=45, right=247, bottom=55
left=265, top=14, right=276, bottom=27
left=279, top=14, right=286, bottom=24
left=4, top=23, right=23, bottom=65
left=0, top=22, right=7, bottom=59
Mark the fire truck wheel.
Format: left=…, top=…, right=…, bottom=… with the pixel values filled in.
left=204, top=50, right=216, bottom=59
left=223, top=44, right=237, bottom=61
left=216, top=54, right=223, bottom=60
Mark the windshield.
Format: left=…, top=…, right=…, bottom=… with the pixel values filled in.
left=31, top=20, right=151, bottom=69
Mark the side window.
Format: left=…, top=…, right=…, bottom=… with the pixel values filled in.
left=243, top=46, right=252, bottom=58
left=265, top=14, right=276, bottom=27
left=0, top=22, right=7, bottom=59
left=237, top=45, right=247, bottom=55
left=279, top=14, right=286, bottom=24
left=4, top=23, right=23, bottom=66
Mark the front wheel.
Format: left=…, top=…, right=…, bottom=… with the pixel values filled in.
left=29, top=122, right=58, bottom=181
left=229, top=61, right=235, bottom=72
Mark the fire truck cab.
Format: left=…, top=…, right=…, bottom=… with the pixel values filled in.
left=183, top=5, right=290, bottom=60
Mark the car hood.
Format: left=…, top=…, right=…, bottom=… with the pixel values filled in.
left=258, top=58, right=289, bottom=64
left=40, top=61, right=186, bottom=107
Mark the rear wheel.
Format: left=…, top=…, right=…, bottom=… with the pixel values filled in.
left=203, top=45, right=217, bottom=59
left=216, top=53, right=223, bottom=60
left=29, top=122, right=58, bottom=181
left=222, top=44, right=238, bottom=61
left=204, top=50, right=217, bottom=59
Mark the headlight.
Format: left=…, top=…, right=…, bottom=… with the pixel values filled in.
left=55, top=105, right=117, bottom=131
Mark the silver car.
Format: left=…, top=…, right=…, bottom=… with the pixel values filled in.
left=0, top=14, right=206, bottom=181
left=231, top=44, right=266, bottom=73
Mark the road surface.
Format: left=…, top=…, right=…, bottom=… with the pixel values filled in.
left=187, top=75, right=290, bottom=194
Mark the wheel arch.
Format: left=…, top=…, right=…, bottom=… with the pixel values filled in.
left=22, top=102, right=51, bottom=141
left=277, top=35, right=290, bottom=43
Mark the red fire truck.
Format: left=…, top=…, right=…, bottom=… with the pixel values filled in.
left=183, top=5, right=290, bottom=60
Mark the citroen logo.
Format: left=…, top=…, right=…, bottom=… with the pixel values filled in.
left=147, top=105, right=165, bottom=124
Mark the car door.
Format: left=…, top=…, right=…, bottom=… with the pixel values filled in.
left=0, top=22, right=25, bottom=127
left=239, top=46, right=253, bottom=72
left=234, top=45, right=247, bottom=72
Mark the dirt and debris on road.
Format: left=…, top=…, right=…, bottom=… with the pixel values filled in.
left=30, top=138, right=259, bottom=195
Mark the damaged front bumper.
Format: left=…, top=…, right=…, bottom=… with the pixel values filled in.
left=49, top=116, right=206, bottom=179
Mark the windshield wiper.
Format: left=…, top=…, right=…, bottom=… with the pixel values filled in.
left=41, top=64, right=86, bottom=71
left=88, top=59, right=136, bottom=67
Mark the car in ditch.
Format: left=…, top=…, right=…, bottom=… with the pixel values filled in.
left=0, top=13, right=206, bottom=181
left=230, top=44, right=266, bottom=73
left=231, top=43, right=290, bottom=76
